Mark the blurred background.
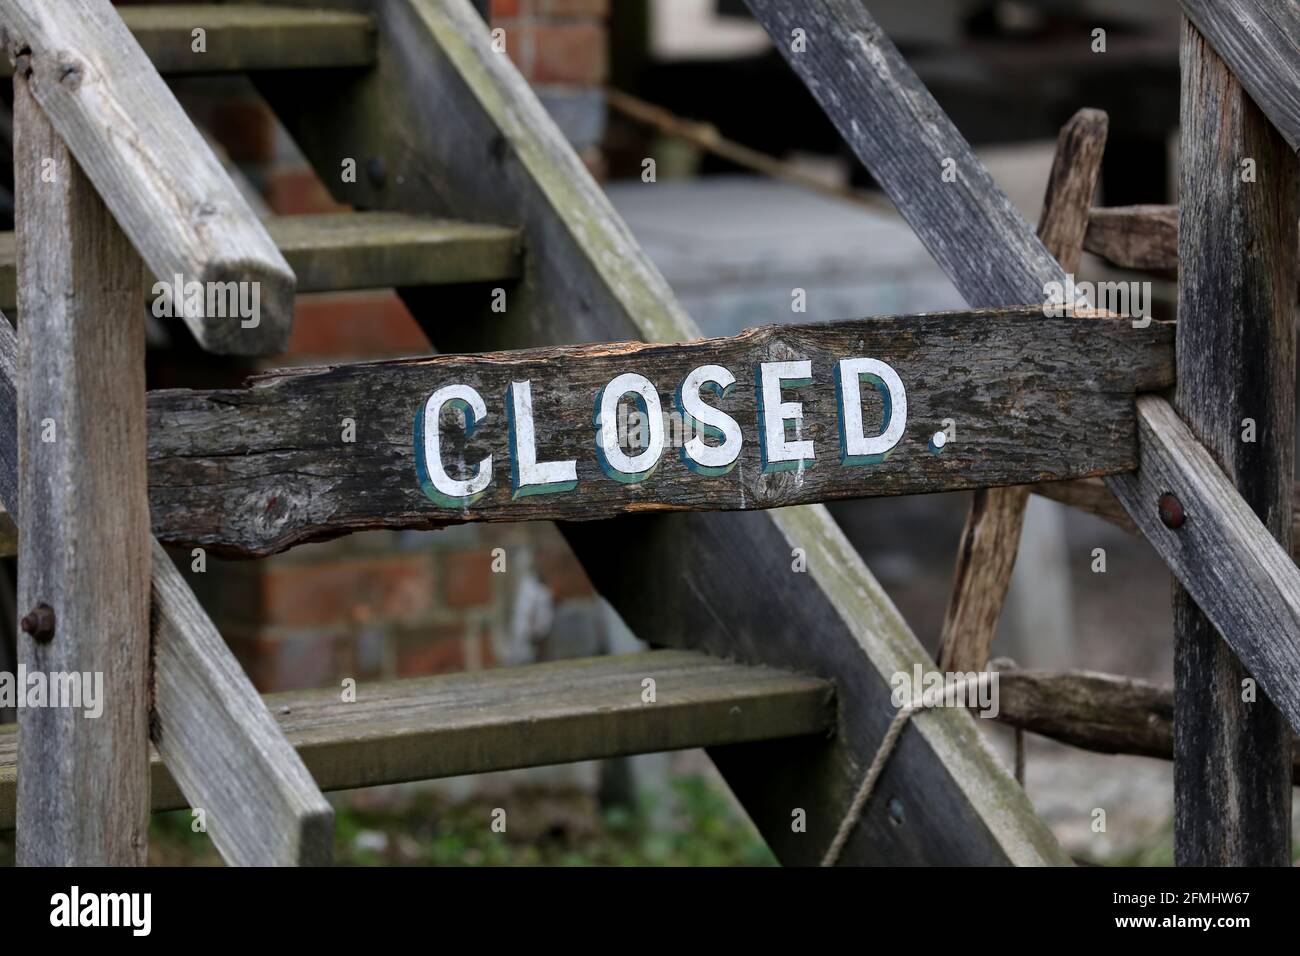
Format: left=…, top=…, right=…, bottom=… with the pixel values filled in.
left=4, top=0, right=1290, bottom=865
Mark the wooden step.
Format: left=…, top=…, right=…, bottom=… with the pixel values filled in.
left=0, top=650, right=834, bottom=825
left=0, top=213, right=523, bottom=312
left=0, top=5, right=377, bottom=77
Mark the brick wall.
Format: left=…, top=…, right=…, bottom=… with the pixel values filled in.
left=163, top=4, right=615, bottom=693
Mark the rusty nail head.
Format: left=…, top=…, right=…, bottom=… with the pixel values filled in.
left=1158, top=492, right=1185, bottom=529
left=20, top=603, right=55, bottom=642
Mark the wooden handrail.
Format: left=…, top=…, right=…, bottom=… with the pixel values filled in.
left=0, top=0, right=294, bottom=355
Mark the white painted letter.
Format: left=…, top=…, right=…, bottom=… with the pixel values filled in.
left=595, top=372, right=664, bottom=483
left=677, top=365, right=742, bottom=475
left=836, top=358, right=907, bottom=464
left=417, top=384, right=493, bottom=507
left=757, top=361, right=815, bottom=472
left=508, top=380, right=577, bottom=496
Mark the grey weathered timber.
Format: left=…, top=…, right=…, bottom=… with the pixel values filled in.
left=1084, top=205, right=1178, bottom=273
left=0, top=311, right=333, bottom=865
left=745, top=1, right=1300, bottom=849
left=14, top=79, right=151, bottom=865
left=269, top=213, right=521, bottom=294
left=1180, top=0, right=1300, bottom=155
left=938, top=109, right=1108, bottom=674
left=0, top=0, right=295, bottom=355
left=1109, top=398, right=1300, bottom=736
left=1171, top=18, right=1296, bottom=866
left=150, top=541, right=335, bottom=865
left=0, top=4, right=377, bottom=77
left=259, top=0, right=1069, bottom=865
left=144, top=309, right=1173, bottom=557
left=0, top=213, right=524, bottom=311
left=980, top=668, right=1300, bottom=785
left=0, top=650, right=834, bottom=827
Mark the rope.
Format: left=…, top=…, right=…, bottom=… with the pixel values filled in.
left=821, top=672, right=997, bottom=867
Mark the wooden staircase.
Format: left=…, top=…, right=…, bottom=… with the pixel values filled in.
left=0, top=0, right=1067, bottom=867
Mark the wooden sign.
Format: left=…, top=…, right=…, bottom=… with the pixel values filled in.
left=147, top=308, right=1173, bottom=556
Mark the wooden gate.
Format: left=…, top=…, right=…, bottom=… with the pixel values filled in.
left=0, top=0, right=1296, bottom=866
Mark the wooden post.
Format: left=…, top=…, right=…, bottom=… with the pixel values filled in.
left=13, top=78, right=151, bottom=865
left=1174, top=16, right=1296, bottom=865
left=937, top=109, right=1108, bottom=673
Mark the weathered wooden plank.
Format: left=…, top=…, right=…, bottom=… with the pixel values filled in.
left=742, top=3, right=1300, bottom=844
left=1003, top=670, right=1300, bottom=784
left=260, top=0, right=1069, bottom=866
left=0, top=213, right=524, bottom=311
left=982, top=668, right=1300, bottom=785
left=144, top=309, right=1173, bottom=557
left=0, top=0, right=295, bottom=355
left=0, top=5, right=377, bottom=77
left=1084, top=205, right=1178, bottom=273
left=1171, top=15, right=1296, bottom=866
left=149, top=540, right=334, bottom=865
left=1180, top=0, right=1300, bottom=155
left=0, top=308, right=333, bottom=865
left=14, top=79, right=151, bottom=865
left=268, top=213, right=521, bottom=294
left=0, top=650, right=836, bottom=827
left=938, top=109, right=1108, bottom=673
left=1109, top=398, right=1300, bottom=736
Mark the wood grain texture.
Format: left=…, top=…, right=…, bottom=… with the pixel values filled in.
left=144, top=309, right=1173, bottom=557
left=1168, top=18, right=1296, bottom=866
left=0, top=0, right=295, bottom=355
left=1180, top=0, right=1300, bottom=154
left=150, top=541, right=334, bottom=865
left=0, top=650, right=834, bottom=828
left=261, top=0, right=1069, bottom=866
left=14, top=79, right=150, bottom=865
left=1084, top=205, right=1178, bottom=274
left=938, top=109, right=1108, bottom=673
left=0, top=305, right=332, bottom=866
left=0, top=4, right=378, bottom=77
left=1108, top=399, right=1300, bottom=819
left=742, top=5, right=1298, bottom=864
left=0, top=213, right=523, bottom=311
left=985, top=668, right=1300, bottom=785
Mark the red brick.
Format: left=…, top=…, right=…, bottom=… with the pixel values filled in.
left=395, top=625, right=467, bottom=677
left=535, top=547, right=594, bottom=601
left=264, top=166, right=349, bottom=216
left=283, top=292, right=429, bottom=360
left=261, top=555, right=435, bottom=628
left=442, top=548, right=495, bottom=608
left=509, top=23, right=606, bottom=85
left=490, top=0, right=522, bottom=17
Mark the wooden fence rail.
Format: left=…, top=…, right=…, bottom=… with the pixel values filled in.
left=141, top=308, right=1173, bottom=556
left=0, top=0, right=294, bottom=355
